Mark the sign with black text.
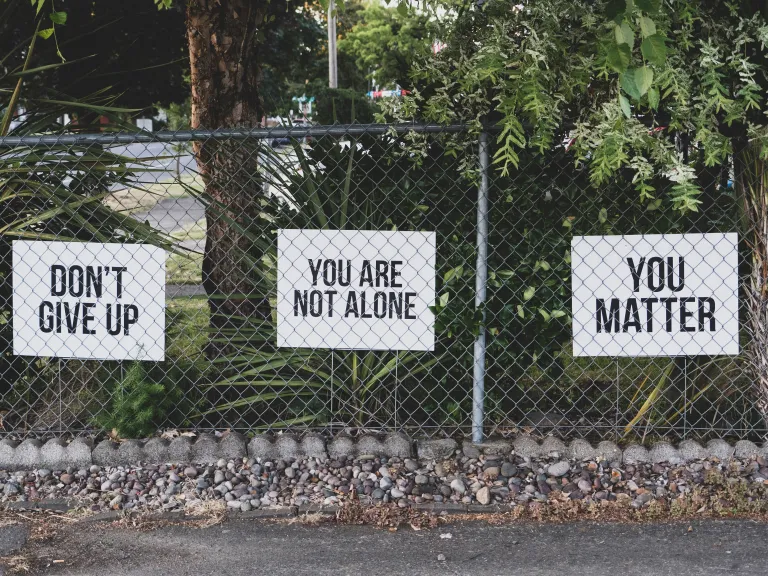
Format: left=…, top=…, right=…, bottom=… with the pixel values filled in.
left=571, top=233, right=738, bottom=357
left=277, top=230, right=436, bottom=350
left=13, top=241, right=166, bottom=360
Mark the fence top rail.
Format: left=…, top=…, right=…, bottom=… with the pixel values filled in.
left=0, top=123, right=481, bottom=147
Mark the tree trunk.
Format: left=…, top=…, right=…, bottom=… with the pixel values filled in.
left=736, top=145, right=768, bottom=431
left=187, top=0, right=270, bottom=356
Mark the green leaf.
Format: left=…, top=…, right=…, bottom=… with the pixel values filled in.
left=550, top=310, right=568, bottom=320
left=49, top=11, right=67, bottom=25
left=37, top=28, right=55, bottom=40
left=605, top=0, right=628, bottom=23
left=639, top=16, right=656, bottom=37
left=620, top=71, right=641, bottom=100
left=517, top=305, right=525, bottom=319
left=606, top=42, right=631, bottom=74
left=634, top=66, right=653, bottom=96
left=636, top=0, right=660, bottom=12
left=523, top=286, right=536, bottom=301
left=539, top=309, right=551, bottom=321
left=641, top=34, right=667, bottom=66
left=614, top=23, right=635, bottom=48
left=599, top=208, right=608, bottom=224
left=439, top=292, right=449, bottom=307
left=35, top=0, right=45, bottom=15
left=648, top=86, right=660, bottom=110
left=619, top=94, right=632, bottom=118
left=397, top=1, right=408, bottom=16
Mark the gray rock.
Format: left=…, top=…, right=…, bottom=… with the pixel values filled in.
left=547, top=461, right=570, bottom=477
left=678, top=440, right=708, bottom=462
left=734, top=440, right=760, bottom=460
left=623, top=445, right=650, bottom=465
left=219, top=432, right=247, bottom=460
left=378, top=466, right=391, bottom=478
left=706, top=439, right=734, bottom=461
left=168, top=437, right=193, bottom=462
left=462, top=444, right=481, bottom=459
left=300, top=434, right=327, bottom=459
left=390, top=488, right=404, bottom=498
left=0, top=440, right=18, bottom=470
left=404, top=459, right=419, bottom=472
left=577, top=479, right=592, bottom=493
left=649, top=443, right=683, bottom=464
left=37, top=469, right=51, bottom=479
left=416, top=439, right=458, bottom=461
left=247, top=435, right=276, bottom=460
left=184, top=466, right=198, bottom=479
left=191, top=434, right=219, bottom=464
left=357, top=435, right=386, bottom=457
left=569, top=439, right=596, bottom=461
left=328, top=436, right=355, bottom=459
left=512, top=435, right=541, bottom=458
left=380, top=477, right=393, bottom=490
left=3, top=483, right=20, bottom=496
left=39, top=439, right=68, bottom=470
left=372, top=489, right=385, bottom=499
left=501, top=462, right=517, bottom=477
left=450, top=478, right=466, bottom=495
left=384, top=433, right=413, bottom=458
left=17, top=440, right=43, bottom=470
left=275, top=434, right=301, bottom=459
left=415, top=475, right=428, bottom=485
left=227, top=500, right=242, bottom=510
left=474, top=439, right=512, bottom=456
left=484, top=467, right=500, bottom=480
left=60, top=473, right=74, bottom=485
left=540, top=437, right=567, bottom=457
left=66, top=438, right=93, bottom=469
left=142, top=438, right=169, bottom=464
left=284, top=467, right=295, bottom=479
left=596, top=441, right=622, bottom=463
left=476, top=486, right=491, bottom=505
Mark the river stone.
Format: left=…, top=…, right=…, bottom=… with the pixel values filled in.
left=448, top=479, right=464, bottom=495
left=547, top=461, right=570, bottom=477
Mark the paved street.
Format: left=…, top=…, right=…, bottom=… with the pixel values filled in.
left=5, top=518, right=767, bottom=575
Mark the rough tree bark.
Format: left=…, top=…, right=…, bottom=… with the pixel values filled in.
left=186, top=0, right=271, bottom=355
left=736, top=145, right=768, bottom=430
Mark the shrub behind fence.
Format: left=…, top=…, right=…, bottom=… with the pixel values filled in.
left=0, top=124, right=763, bottom=441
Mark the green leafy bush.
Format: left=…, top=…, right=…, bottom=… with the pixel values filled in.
left=96, top=362, right=183, bottom=438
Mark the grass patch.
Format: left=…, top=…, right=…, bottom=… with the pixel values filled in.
left=167, top=252, right=203, bottom=285
left=166, top=298, right=209, bottom=362
left=171, top=218, right=207, bottom=241
left=105, top=174, right=203, bottom=214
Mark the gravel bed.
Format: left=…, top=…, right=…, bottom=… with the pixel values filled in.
left=2, top=450, right=768, bottom=514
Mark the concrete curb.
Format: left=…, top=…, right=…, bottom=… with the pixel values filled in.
left=0, top=433, right=767, bottom=470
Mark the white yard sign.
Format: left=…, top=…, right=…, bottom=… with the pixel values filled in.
left=13, top=241, right=166, bottom=361
left=571, top=233, right=739, bottom=357
left=277, top=229, right=436, bottom=350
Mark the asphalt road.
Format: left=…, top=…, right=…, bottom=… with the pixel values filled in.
left=7, top=518, right=768, bottom=576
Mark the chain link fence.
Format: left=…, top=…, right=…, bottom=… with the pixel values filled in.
left=0, top=123, right=764, bottom=442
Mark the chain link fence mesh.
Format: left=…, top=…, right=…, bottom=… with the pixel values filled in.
left=0, top=124, right=764, bottom=442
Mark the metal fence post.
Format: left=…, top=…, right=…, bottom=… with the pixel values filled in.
left=473, top=131, right=490, bottom=443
